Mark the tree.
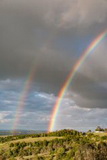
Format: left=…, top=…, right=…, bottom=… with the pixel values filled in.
left=95, top=126, right=104, bottom=131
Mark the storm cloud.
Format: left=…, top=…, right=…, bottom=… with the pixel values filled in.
left=0, top=0, right=107, bottom=130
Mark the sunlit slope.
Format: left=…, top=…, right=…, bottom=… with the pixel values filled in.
left=0, top=130, right=107, bottom=160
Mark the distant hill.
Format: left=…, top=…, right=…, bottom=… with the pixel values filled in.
left=0, top=130, right=46, bottom=136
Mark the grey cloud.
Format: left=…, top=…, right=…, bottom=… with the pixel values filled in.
left=59, top=0, right=107, bottom=29
left=0, top=0, right=107, bottom=79
left=0, top=0, right=74, bottom=89
left=0, top=0, right=107, bottom=111
left=0, top=79, right=107, bottom=131
left=70, top=43, right=107, bottom=108
left=55, top=105, right=107, bottom=131
left=0, top=79, right=57, bottom=113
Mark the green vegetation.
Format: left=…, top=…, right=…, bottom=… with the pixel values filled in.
left=0, top=129, right=107, bottom=160
left=95, top=126, right=107, bottom=132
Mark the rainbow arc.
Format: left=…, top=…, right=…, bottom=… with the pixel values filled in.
left=48, top=30, right=107, bottom=132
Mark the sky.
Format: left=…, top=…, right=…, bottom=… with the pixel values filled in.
left=0, top=0, right=107, bottom=131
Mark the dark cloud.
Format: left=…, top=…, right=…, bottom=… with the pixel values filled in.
left=0, top=0, right=75, bottom=81
left=70, top=43, right=107, bottom=108
left=0, top=0, right=107, bottom=131
left=0, top=0, right=107, bottom=81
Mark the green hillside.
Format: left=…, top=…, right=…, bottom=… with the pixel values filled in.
left=0, top=129, right=107, bottom=160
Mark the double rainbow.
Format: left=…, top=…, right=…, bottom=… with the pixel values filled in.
left=12, top=29, right=107, bottom=133
left=48, top=30, right=107, bottom=132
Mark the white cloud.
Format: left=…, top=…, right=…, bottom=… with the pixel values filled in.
left=54, top=102, right=107, bottom=131
left=0, top=111, right=12, bottom=124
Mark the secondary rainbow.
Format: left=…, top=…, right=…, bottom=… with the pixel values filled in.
left=13, top=65, right=36, bottom=134
left=48, top=29, right=107, bottom=132
left=12, top=35, right=56, bottom=133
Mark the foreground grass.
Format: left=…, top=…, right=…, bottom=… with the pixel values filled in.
left=0, top=136, right=64, bottom=160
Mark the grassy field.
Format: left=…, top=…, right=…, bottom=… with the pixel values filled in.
left=0, top=136, right=63, bottom=147
left=94, top=132, right=107, bottom=136
left=8, top=136, right=63, bottom=143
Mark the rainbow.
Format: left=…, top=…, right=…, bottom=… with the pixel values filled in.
left=12, top=35, right=55, bottom=133
left=13, top=65, right=36, bottom=134
left=48, top=30, right=107, bottom=132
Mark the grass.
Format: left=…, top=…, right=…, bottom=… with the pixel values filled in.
left=0, top=136, right=63, bottom=150
left=0, top=136, right=63, bottom=160
left=94, top=132, right=107, bottom=137
left=9, top=136, right=63, bottom=143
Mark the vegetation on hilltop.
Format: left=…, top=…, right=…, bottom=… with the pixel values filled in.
left=0, top=129, right=107, bottom=160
